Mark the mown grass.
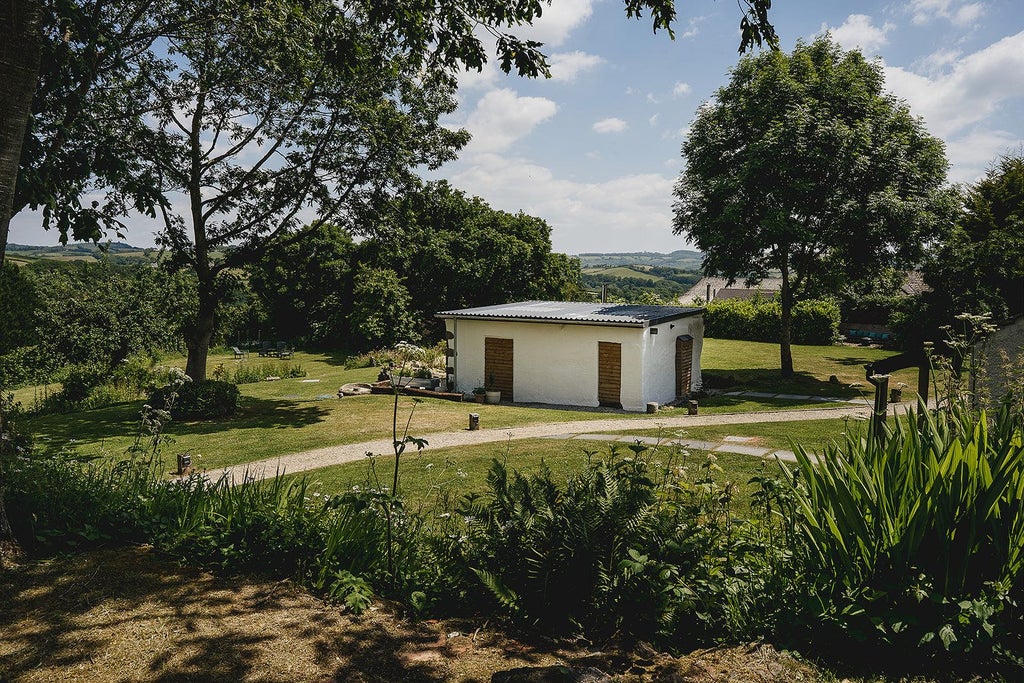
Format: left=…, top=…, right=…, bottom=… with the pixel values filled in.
left=700, top=338, right=921, bottom=400
left=21, top=340, right=907, bottom=471
left=614, top=416, right=874, bottom=452
left=290, top=436, right=779, bottom=514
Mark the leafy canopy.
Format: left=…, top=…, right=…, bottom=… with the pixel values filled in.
left=924, top=154, right=1024, bottom=322
left=673, top=35, right=950, bottom=372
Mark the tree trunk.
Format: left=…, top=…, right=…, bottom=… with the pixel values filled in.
left=184, top=287, right=216, bottom=381
left=0, top=484, right=20, bottom=563
left=779, top=257, right=794, bottom=378
left=0, top=0, right=42, bottom=264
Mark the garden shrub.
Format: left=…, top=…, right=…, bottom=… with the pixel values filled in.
left=703, top=296, right=840, bottom=345
left=456, top=446, right=788, bottom=643
left=149, top=379, right=240, bottom=419
left=780, top=400, right=1024, bottom=669
left=0, top=345, right=54, bottom=388
left=58, top=363, right=109, bottom=404
left=791, top=299, right=841, bottom=344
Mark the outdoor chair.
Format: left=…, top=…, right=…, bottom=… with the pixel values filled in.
left=232, top=346, right=248, bottom=360
left=259, top=341, right=273, bottom=357
left=277, top=341, right=293, bottom=359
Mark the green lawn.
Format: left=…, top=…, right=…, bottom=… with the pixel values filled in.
left=700, top=338, right=921, bottom=400
left=610, top=416, right=873, bottom=452
left=21, top=340, right=906, bottom=471
left=289, top=436, right=778, bottom=514
left=22, top=351, right=644, bottom=469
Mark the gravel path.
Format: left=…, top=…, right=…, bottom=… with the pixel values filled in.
left=212, top=399, right=908, bottom=484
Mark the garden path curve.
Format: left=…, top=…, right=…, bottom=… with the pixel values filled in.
left=211, top=401, right=912, bottom=485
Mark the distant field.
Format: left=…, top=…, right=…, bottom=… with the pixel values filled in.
left=575, top=249, right=704, bottom=271
left=581, top=265, right=664, bottom=281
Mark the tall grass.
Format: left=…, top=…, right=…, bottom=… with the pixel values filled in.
left=783, top=398, right=1024, bottom=664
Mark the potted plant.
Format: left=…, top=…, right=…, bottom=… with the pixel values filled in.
left=485, top=374, right=501, bottom=404
left=472, top=386, right=487, bottom=404
left=890, top=382, right=907, bottom=403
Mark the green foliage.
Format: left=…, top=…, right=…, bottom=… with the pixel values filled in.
left=923, top=154, right=1024, bottom=330
left=149, top=379, right=240, bottom=420
left=350, top=266, right=418, bottom=350
left=0, top=346, right=53, bottom=389
left=226, top=361, right=307, bottom=385
left=674, top=35, right=950, bottom=373
left=58, top=363, right=108, bottom=404
left=29, top=260, right=187, bottom=373
left=781, top=401, right=1024, bottom=665
left=457, top=447, right=787, bottom=642
left=364, top=181, right=587, bottom=339
left=247, top=224, right=356, bottom=347
left=704, top=297, right=840, bottom=345
left=0, top=261, right=39, bottom=355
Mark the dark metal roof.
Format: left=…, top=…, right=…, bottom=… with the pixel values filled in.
left=436, top=301, right=704, bottom=327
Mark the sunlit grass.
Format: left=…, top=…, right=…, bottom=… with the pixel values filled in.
left=291, top=436, right=776, bottom=514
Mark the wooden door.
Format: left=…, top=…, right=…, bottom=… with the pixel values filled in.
left=675, top=335, right=693, bottom=398
left=484, top=337, right=514, bottom=400
left=597, top=341, right=621, bottom=408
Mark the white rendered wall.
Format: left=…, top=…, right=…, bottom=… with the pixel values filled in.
left=640, top=315, right=705, bottom=406
left=444, top=319, right=648, bottom=411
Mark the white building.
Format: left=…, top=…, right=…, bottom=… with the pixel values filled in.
left=437, top=301, right=704, bottom=412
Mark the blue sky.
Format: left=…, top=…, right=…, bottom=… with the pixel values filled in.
left=10, top=0, right=1024, bottom=255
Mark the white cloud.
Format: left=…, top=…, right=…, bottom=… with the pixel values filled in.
left=823, top=14, right=894, bottom=54
left=449, top=153, right=681, bottom=252
left=672, top=81, right=692, bottom=98
left=883, top=31, right=1024, bottom=138
left=913, top=47, right=964, bottom=75
left=908, top=0, right=986, bottom=27
left=548, top=51, right=604, bottom=82
left=646, top=93, right=660, bottom=104
left=593, top=117, right=628, bottom=133
left=681, top=15, right=708, bottom=39
left=518, top=0, right=594, bottom=46
left=945, top=129, right=1022, bottom=182
left=648, top=114, right=660, bottom=126
left=463, top=89, right=558, bottom=154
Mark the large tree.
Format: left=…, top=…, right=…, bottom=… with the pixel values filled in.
left=673, top=36, right=951, bottom=376
left=924, top=154, right=1024, bottom=324
left=1, top=0, right=780, bottom=264
left=365, top=180, right=586, bottom=330
left=133, top=0, right=471, bottom=379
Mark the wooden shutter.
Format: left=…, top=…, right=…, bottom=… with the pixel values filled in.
left=597, top=341, right=621, bottom=408
left=484, top=337, right=514, bottom=400
left=676, top=335, right=693, bottom=398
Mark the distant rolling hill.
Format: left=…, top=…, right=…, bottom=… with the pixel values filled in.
left=6, top=242, right=154, bottom=265
left=574, top=249, right=703, bottom=271
left=581, top=265, right=664, bottom=282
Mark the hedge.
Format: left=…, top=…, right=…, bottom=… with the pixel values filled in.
left=703, top=296, right=840, bottom=345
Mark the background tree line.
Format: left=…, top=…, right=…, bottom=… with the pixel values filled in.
left=0, top=180, right=584, bottom=388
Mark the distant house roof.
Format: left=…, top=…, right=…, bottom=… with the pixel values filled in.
left=900, top=271, right=931, bottom=297
left=436, top=301, right=704, bottom=328
left=680, top=271, right=931, bottom=304
left=680, top=277, right=783, bottom=304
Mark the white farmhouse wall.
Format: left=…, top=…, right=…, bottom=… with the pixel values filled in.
left=641, top=315, right=704, bottom=406
left=445, top=314, right=703, bottom=412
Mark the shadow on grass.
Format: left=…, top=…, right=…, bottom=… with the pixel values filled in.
left=824, top=355, right=878, bottom=367
left=24, top=396, right=333, bottom=452
left=702, top=369, right=865, bottom=398
left=0, top=548, right=593, bottom=682
left=0, top=548, right=304, bottom=682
